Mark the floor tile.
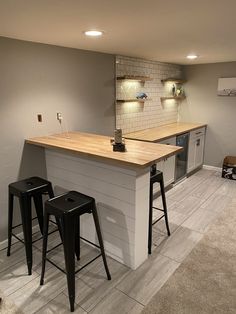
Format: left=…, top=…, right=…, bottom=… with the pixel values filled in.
left=200, top=192, right=232, bottom=213
left=182, top=207, right=220, bottom=233
left=8, top=267, right=67, bottom=314
left=216, top=179, right=236, bottom=197
left=0, top=259, right=39, bottom=296
left=190, top=178, right=223, bottom=200
left=167, top=176, right=203, bottom=202
left=116, top=253, right=179, bottom=305
left=159, top=226, right=203, bottom=262
left=65, top=257, right=130, bottom=312
left=0, top=242, right=26, bottom=274
left=171, top=195, right=203, bottom=217
left=36, top=293, right=87, bottom=314
left=193, top=168, right=217, bottom=179
left=89, top=288, right=143, bottom=314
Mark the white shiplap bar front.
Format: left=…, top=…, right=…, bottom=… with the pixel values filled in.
left=46, top=150, right=149, bottom=270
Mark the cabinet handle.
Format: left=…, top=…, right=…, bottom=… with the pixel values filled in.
left=196, top=131, right=202, bottom=135
left=196, top=139, right=200, bottom=146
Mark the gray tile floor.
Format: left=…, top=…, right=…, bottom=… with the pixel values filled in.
left=1, top=169, right=235, bottom=313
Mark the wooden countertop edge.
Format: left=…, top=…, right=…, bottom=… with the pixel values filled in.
left=125, top=124, right=207, bottom=142
left=26, top=139, right=183, bottom=170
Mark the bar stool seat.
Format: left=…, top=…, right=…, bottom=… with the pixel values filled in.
left=148, top=166, right=171, bottom=254
left=7, top=176, right=55, bottom=275
left=40, top=190, right=111, bottom=312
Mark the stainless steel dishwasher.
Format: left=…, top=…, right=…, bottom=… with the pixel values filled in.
left=175, top=133, right=189, bottom=181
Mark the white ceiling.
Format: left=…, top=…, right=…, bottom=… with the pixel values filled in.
left=0, top=0, right=236, bottom=65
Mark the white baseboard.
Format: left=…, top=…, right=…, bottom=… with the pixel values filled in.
left=203, top=164, right=222, bottom=172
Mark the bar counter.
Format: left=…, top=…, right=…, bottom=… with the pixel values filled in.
left=27, top=131, right=181, bottom=269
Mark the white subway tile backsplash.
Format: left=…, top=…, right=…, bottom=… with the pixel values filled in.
left=116, top=55, right=183, bottom=134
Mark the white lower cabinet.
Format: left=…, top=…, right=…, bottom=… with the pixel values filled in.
left=152, top=127, right=206, bottom=194
left=153, top=136, right=176, bottom=193
left=163, top=155, right=176, bottom=186
left=187, top=130, right=205, bottom=173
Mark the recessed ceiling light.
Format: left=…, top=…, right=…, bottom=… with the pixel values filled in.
left=84, top=30, right=103, bottom=37
left=186, top=54, right=198, bottom=60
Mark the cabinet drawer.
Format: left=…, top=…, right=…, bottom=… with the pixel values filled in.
left=189, top=127, right=206, bottom=140
left=158, top=136, right=176, bottom=146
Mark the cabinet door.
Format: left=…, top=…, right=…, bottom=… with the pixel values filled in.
left=158, top=136, right=176, bottom=187
left=187, top=139, right=196, bottom=173
left=153, top=160, right=164, bottom=194
left=195, top=135, right=205, bottom=168
left=163, top=155, right=176, bottom=187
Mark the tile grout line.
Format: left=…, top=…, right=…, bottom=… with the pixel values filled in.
left=114, top=286, right=146, bottom=307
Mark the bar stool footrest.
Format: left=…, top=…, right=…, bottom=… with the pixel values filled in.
left=12, top=227, right=58, bottom=245
left=152, top=214, right=165, bottom=226
left=12, top=216, right=39, bottom=230
left=152, top=206, right=164, bottom=212
left=45, top=253, right=102, bottom=275
left=45, top=235, right=103, bottom=275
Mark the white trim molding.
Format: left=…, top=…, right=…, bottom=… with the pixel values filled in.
left=203, top=164, right=222, bottom=172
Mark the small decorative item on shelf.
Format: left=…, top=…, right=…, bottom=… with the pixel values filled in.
left=136, top=92, right=148, bottom=99
left=110, top=128, right=126, bottom=152
left=160, top=78, right=186, bottom=101
left=172, top=84, right=176, bottom=96
left=175, top=85, right=185, bottom=97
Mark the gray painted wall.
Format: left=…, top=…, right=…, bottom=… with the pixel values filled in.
left=179, top=62, right=236, bottom=167
left=0, top=37, right=115, bottom=242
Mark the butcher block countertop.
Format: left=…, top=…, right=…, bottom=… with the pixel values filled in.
left=26, top=131, right=182, bottom=169
left=125, top=122, right=207, bottom=142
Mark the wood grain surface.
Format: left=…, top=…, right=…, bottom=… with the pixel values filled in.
left=26, top=131, right=182, bottom=168
left=125, top=122, right=207, bottom=142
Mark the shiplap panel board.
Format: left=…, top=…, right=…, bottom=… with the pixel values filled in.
left=51, top=176, right=137, bottom=220
left=47, top=166, right=136, bottom=205
left=46, top=151, right=137, bottom=189
left=46, top=150, right=150, bottom=269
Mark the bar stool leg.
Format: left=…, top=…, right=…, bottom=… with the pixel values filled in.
left=148, top=182, right=153, bottom=255
left=159, top=177, right=171, bottom=236
left=47, top=183, right=54, bottom=199
left=63, top=215, right=76, bottom=312
left=47, top=183, right=64, bottom=242
left=19, top=195, right=33, bottom=275
left=40, top=212, right=49, bottom=285
left=92, top=206, right=111, bottom=280
left=75, top=216, right=80, bottom=261
left=7, top=192, right=14, bottom=256
left=33, top=194, right=44, bottom=235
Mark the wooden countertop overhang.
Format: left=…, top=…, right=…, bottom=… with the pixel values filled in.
left=125, top=122, right=207, bottom=142
left=26, top=131, right=182, bottom=169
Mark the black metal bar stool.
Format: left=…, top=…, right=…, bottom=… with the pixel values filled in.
left=148, top=165, right=171, bottom=254
left=40, top=190, right=111, bottom=312
left=7, top=176, right=55, bottom=275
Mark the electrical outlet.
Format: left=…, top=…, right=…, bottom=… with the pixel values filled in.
left=37, top=114, right=42, bottom=122
left=57, top=112, right=63, bottom=122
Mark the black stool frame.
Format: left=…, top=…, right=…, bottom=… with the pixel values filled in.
left=7, top=177, right=56, bottom=275
left=148, top=170, right=171, bottom=254
left=40, top=191, right=111, bottom=312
